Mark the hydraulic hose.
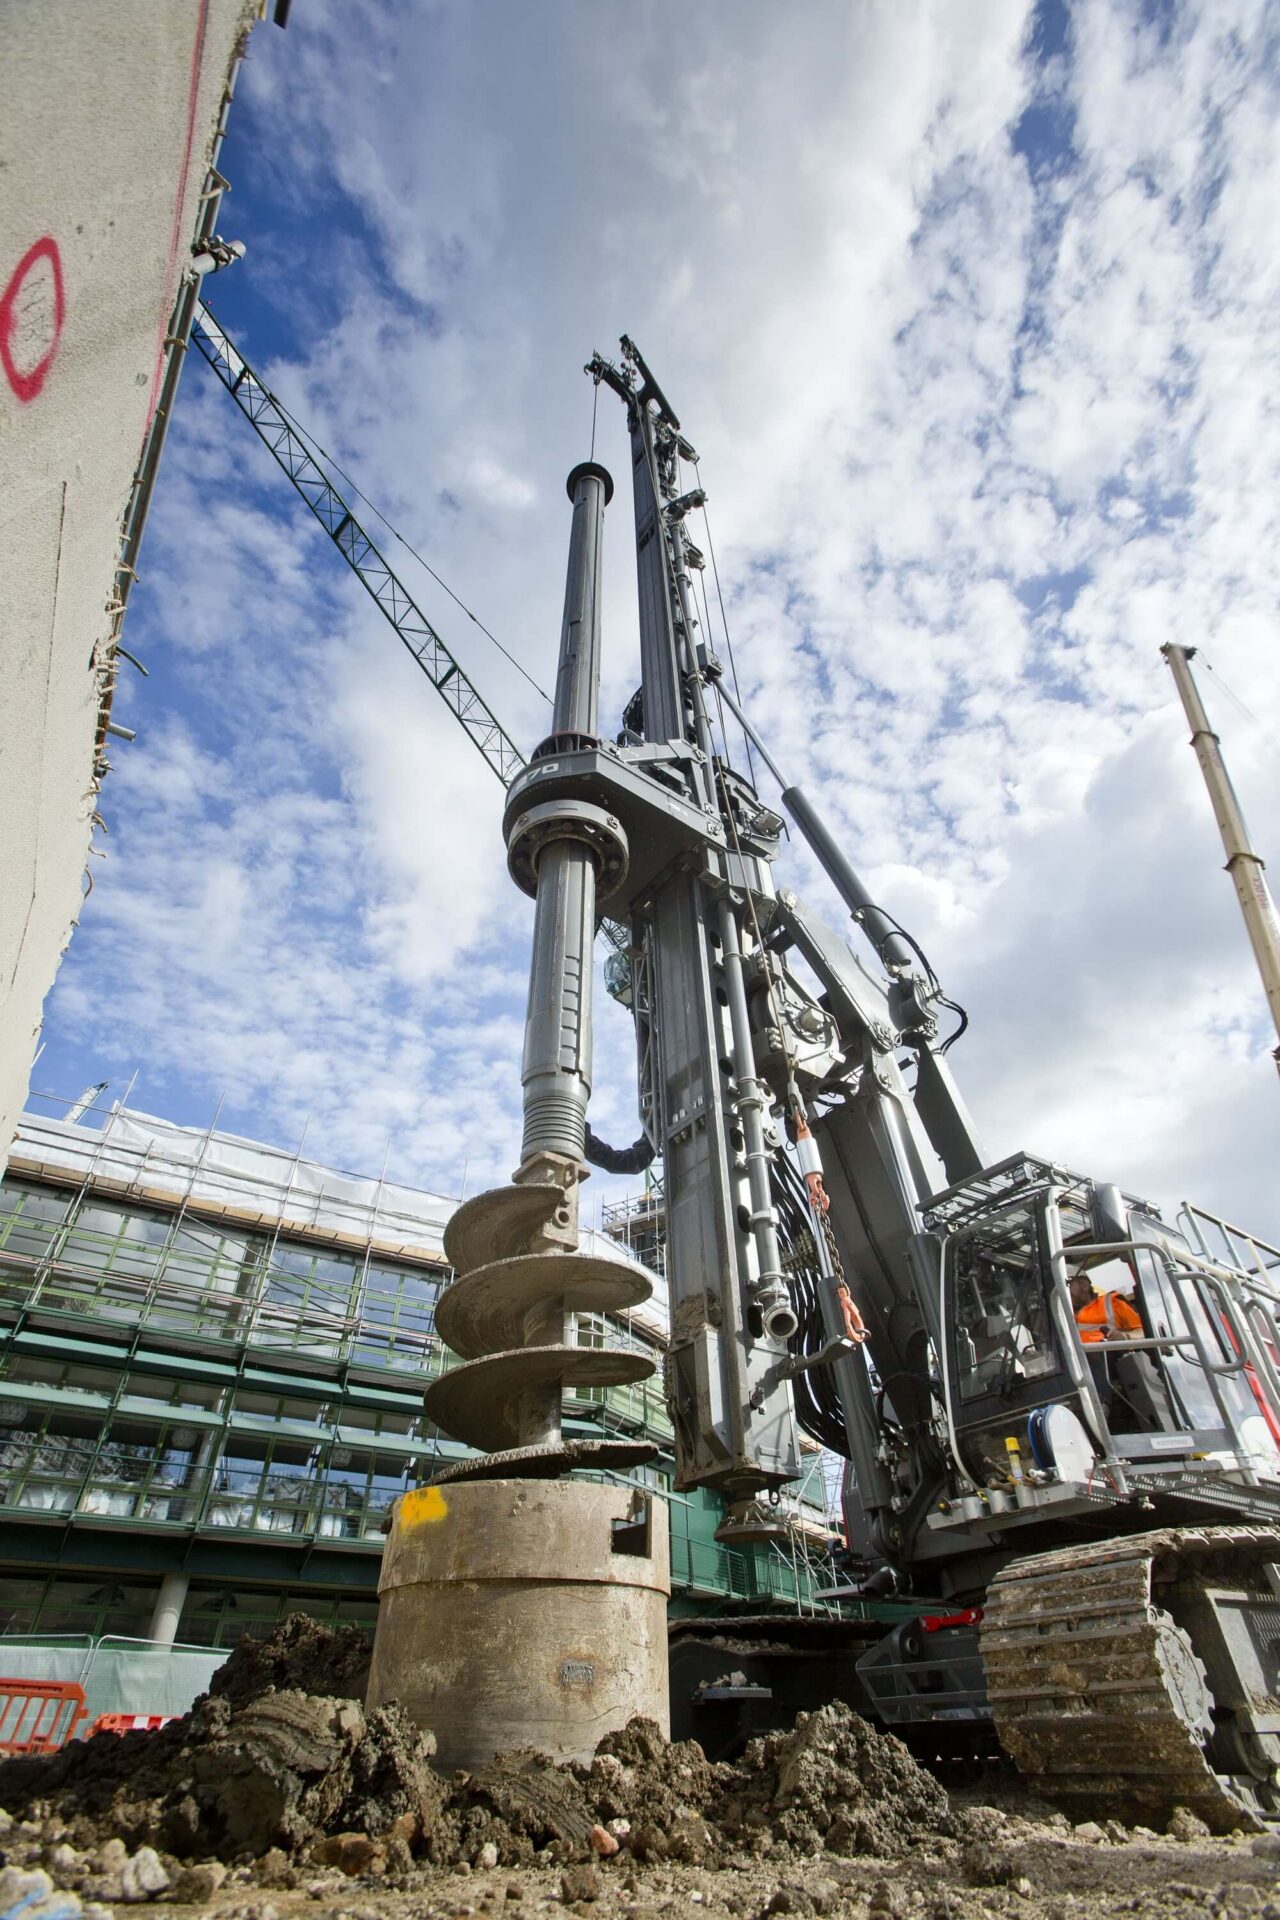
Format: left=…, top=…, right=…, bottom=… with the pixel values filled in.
left=583, top=1123, right=656, bottom=1177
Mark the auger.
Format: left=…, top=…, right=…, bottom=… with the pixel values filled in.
left=365, top=463, right=671, bottom=1766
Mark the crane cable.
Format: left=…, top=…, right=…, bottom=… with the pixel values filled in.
left=691, top=455, right=969, bottom=1058
left=694, top=460, right=757, bottom=789
left=678, top=451, right=870, bottom=1362
left=656, top=430, right=843, bottom=1345
left=1201, top=655, right=1280, bottom=757
left=684, top=501, right=864, bottom=1344
left=266, top=387, right=553, bottom=706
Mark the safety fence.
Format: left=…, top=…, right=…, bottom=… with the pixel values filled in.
left=0, top=1677, right=88, bottom=1752
left=0, top=1634, right=221, bottom=1732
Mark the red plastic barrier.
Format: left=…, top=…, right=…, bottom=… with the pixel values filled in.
left=0, top=1678, right=89, bottom=1753
left=89, top=1712, right=172, bottom=1737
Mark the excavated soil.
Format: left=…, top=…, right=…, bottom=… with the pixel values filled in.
left=2, top=1616, right=1279, bottom=1919
left=207, top=1617, right=373, bottom=1713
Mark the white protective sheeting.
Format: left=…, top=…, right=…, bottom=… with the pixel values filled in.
left=0, top=1634, right=222, bottom=1727
left=10, top=1105, right=668, bottom=1332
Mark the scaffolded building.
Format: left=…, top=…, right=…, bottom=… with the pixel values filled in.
left=0, top=1094, right=835, bottom=1653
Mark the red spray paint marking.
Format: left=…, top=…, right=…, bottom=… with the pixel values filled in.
left=146, top=0, right=211, bottom=430
left=0, top=236, right=65, bottom=403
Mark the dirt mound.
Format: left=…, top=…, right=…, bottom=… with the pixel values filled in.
left=207, top=1614, right=372, bottom=1710
left=584, top=1714, right=718, bottom=1857
left=0, top=1658, right=945, bottom=1878
left=581, top=1706, right=946, bottom=1863
left=0, top=1691, right=440, bottom=1863
left=428, top=1749, right=599, bottom=1868
left=717, top=1702, right=949, bottom=1856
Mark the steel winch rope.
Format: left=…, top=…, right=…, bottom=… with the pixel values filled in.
left=267, top=389, right=553, bottom=707
left=653, top=424, right=827, bottom=1466
left=1201, top=655, right=1280, bottom=757
left=694, top=458, right=757, bottom=789
left=687, top=441, right=968, bottom=1060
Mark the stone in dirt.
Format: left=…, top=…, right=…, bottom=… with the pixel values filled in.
left=1167, top=1806, right=1212, bottom=1842
left=312, top=1833, right=383, bottom=1877
left=0, top=1864, right=111, bottom=1920
left=561, top=1864, right=600, bottom=1903
left=169, top=1861, right=228, bottom=1902
left=119, top=1844, right=170, bottom=1900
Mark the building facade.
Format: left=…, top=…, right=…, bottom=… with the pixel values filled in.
left=0, top=1099, right=835, bottom=1651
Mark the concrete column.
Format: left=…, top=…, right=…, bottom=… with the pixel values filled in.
left=148, top=1571, right=190, bottom=1647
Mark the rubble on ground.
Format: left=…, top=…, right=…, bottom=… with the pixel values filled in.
left=3, top=1617, right=1279, bottom=1918
left=0, top=1691, right=440, bottom=1866
left=586, top=1707, right=947, bottom=1863
left=0, top=1695, right=944, bottom=1874
left=0, top=1616, right=946, bottom=1882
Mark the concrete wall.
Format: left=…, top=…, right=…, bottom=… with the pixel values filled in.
left=0, top=0, right=261, bottom=1164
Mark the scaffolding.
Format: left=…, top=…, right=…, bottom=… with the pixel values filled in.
left=0, top=1091, right=838, bottom=1636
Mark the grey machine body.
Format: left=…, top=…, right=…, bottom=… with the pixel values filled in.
left=533, top=338, right=1280, bottom=1626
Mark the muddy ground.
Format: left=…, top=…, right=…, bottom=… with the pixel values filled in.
left=1, top=1618, right=1277, bottom=1920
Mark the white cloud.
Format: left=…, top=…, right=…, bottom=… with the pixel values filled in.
left=40, top=0, right=1280, bottom=1251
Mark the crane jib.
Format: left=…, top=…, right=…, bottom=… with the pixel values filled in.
left=190, top=306, right=627, bottom=958
left=188, top=306, right=525, bottom=790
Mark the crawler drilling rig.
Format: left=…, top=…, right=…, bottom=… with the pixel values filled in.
left=483, top=338, right=1280, bottom=1831
left=198, top=310, right=1280, bottom=1829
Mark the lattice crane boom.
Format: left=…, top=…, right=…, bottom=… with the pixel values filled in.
left=191, top=304, right=632, bottom=965
left=191, top=304, right=527, bottom=788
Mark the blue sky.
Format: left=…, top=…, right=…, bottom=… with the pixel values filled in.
left=36, top=0, right=1280, bottom=1238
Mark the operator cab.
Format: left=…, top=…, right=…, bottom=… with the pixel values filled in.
left=924, top=1154, right=1280, bottom=1532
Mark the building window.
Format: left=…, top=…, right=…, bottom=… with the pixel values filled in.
left=0, top=1184, right=75, bottom=1273
left=257, top=1243, right=360, bottom=1357
left=352, top=1262, right=441, bottom=1371
left=317, top=1447, right=415, bottom=1540
left=206, top=1436, right=319, bottom=1534
left=2, top=1356, right=117, bottom=1397
left=1, top=1179, right=448, bottom=1379
left=173, top=1584, right=379, bottom=1649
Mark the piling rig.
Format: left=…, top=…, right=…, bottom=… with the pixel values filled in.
left=506, top=337, right=1280, bottom=1831
left=201, top=311, right=1280, bottom=1827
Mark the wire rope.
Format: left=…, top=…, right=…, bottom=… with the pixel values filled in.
left=267, top=388, right=553, bottom=705
left=1201, top=655, right=1280, bottom=757
left=693, top=458, right=757, bottom=787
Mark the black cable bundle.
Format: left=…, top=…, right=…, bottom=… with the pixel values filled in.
left=772, top=1152, right=853, bottom=1458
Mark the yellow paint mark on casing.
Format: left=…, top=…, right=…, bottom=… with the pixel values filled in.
left=401, top=1485, right=449, bottom=1528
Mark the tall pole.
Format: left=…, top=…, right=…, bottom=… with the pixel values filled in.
left=1162, top=643, right=1280, bottom=1076
left=518, top=460, right=614, bottom=1171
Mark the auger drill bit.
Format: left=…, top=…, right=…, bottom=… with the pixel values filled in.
left=423, top=461, right=659, bottom=1484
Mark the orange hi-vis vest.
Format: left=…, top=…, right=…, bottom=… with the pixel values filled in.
left=1075, top=1292, right=1143, bottom=1345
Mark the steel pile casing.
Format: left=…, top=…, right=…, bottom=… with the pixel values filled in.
left=366, top=1477, right=670, bottom=1766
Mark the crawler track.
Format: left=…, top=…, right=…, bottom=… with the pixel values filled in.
left=981, top=1526, right=1280, bottom=1833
